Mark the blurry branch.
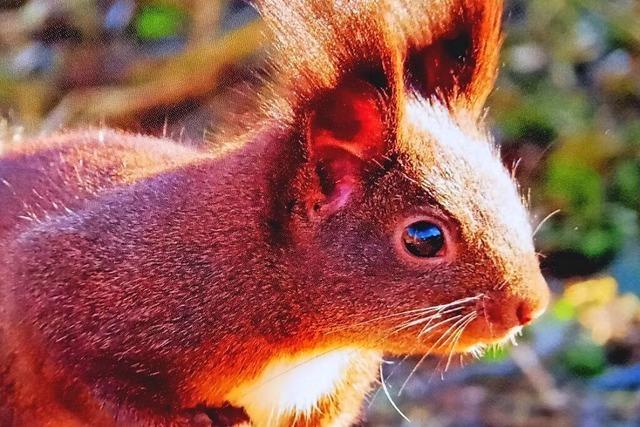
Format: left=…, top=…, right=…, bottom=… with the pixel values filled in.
left=39, top=19, right=265, bottom=134
left=511, top=344, right=569, bottom=410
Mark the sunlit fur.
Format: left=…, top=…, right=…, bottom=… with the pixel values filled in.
left=258, top=0, right=502, bottom=122
left=401, top=98, right=539, bottom=288
left=227, top=349, right=381, bottom=427
left=0, top=0, right=549, bottom=426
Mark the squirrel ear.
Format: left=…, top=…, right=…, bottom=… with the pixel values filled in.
left=305, top=78, right=386, bottom=216
left=407, top=30, right=474, bottom=100
left=406, top=1, right=502, bottom=112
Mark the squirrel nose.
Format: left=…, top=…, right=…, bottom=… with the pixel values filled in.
left=485, top=273, right=550, bottom=329
left=515, top=299, right=538, bottom=326
left=525, top=271, right=551, bottom=323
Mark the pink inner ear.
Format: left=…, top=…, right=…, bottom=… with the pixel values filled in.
left=309, top=78, right=385, bottom=161
left=306, top=79, right=385, bottom=213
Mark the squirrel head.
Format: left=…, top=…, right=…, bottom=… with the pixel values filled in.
left=258, top=0, right=549, bottom=355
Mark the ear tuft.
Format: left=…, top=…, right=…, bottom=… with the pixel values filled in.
left=406, top=30, right=473, bottom=101
left=404, top=0, right=503, bottom=112
left=305, top=79, right=386, bottom=216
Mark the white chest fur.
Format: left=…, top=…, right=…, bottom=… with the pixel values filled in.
left=227, top=348, right=381, bottom=426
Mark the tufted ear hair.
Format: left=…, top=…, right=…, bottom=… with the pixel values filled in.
left=253, top=0, right=502, bottom=124
left=404, top=0, right=503, bottom=114
left=304, top=78, right=386, bottom=217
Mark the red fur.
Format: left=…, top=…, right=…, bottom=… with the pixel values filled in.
left=0, top=0, right=549, bottom=426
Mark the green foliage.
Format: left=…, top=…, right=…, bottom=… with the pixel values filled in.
left=552, top=298, right=577, bottom=321
left=545, top=158, right=604, bottom=220
left=134, top=4, right=187, bottom=41
left=561, top=337, right=607, bottom=378
left=612, top=160, right=640, bottom=211
left=481, top=345, right=511, bottom=363
left=491, top=0, right=640, bottom=270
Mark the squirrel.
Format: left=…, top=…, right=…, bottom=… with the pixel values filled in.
left=0, top=0, right=550, bottom=426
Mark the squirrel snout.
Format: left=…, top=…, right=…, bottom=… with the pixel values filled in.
left=483, top=274, right=550, bottom=332
left=515, top=295, right=548, bottom=326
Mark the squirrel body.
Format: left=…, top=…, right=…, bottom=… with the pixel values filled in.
left=1, top=0, right=549, bottom=426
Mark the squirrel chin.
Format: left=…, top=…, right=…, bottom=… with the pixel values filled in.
left=462, top=325, right=525, bottom=357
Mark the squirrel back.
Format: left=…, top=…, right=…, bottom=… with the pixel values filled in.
left=0, top=1, right=549, bottom=426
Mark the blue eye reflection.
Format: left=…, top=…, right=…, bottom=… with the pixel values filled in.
left=402, top=221, right=445, bottom=258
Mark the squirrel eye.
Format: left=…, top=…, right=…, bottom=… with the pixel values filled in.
left=401, top=221, right=445, bottom=258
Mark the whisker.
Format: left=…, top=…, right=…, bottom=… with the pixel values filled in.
left=533, top=209, right=561, bottom=237
left=418, top=313, right=464, bottom=337
left=510, top=157, right=522, bottom=180
left=431, top=314, right=472, bottom=349
left=443, top=313, right=477, bottom=373
left=393, top=307, right=465, bottom=335
left=397, top=352, right=430, bottom=397
left=382, top=295, right=485, bottom=386
left=425, top=295, right=484, bottom=310
left=326, top=295, right=482, bottom=334
left=392, top=317, right=439, bottom=335
left=377, top=353, right=412, bottom=386
left=379, top=363, right=410, bottom=422
left=369, top=356, right=411, bottom=408
left=398, top=314, right=473, bottom=395
left=233, top=310, right=449, bottom=401
left=384, top=315, right=466, bottom=392
left=431, top=313, right=477, bottom=380
left=438, top=313, right=475, bottom=351
left=383, top=312, right=468, bottom=389
left=395, top=296, right=484, bottom=333
left=231, top=295, right=484, bottom=403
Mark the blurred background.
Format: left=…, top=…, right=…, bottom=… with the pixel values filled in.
left=0, top=0, right=639, bottom=426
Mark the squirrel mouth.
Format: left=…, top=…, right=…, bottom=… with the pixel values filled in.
left=459, top=324, right=525, bottom=357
